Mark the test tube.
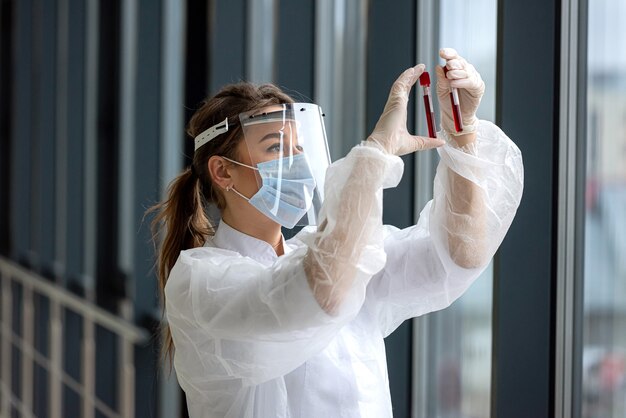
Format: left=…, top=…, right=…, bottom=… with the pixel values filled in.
left=419, top=71, right=437, bottom=138
left=443, top=67, right=463, bottom=132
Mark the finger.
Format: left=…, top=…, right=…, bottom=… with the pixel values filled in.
left=449, top=65, right=482, bottom=89
left=392, top=63, right=425, bottom=94
left=385, top=64, right=426, bottom=110
left=412, top=135, right=446, bottom=151
left=444, top=69, right=468, bottom=80
left=445, top=58, right=464, bottom=70
left=413, top=136, right=446, bottom=150
left=435, top=65, right=449, bottom=87
left=439, top=47, right=459, bottom=60
left=412, top=63, right=426, bottom=80
left=450, top=78, right=485, bottom=96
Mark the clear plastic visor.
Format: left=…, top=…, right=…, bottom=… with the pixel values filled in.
left=238, top=103, right=330, bottom=227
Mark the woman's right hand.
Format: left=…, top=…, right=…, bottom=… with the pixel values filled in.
left=367, top=64, right=446, bottom=156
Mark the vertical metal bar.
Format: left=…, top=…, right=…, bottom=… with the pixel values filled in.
left=411, top=319, right=429, bottom=418
left=411, top=3, right=439, bottom=418
left=83, top=0, right=99, bottom=302
left=1, top=272, right=13, bottom=417
left=54, top=0, right=69, bottom=283
left=49, top=301, right=63, bottom=418
left=314, top=0, right=339, bottom=159
left=159, top=0, right=186, bottom=415
left=119, top=339, right=135, bottom=418
left=30, top=0, right=42, bottom=272
left=246, top=0, right=276, bottom=83
left=555, top=0, right=586, bottom=416
left=0, top=0, right=11, bottom=259
left=21, top=284, right=34, bottom=414
left=118, top=0, right=138, bottom=302
left=81, top=319, right=95, bottom=418
left=413, top=0, right=439, bottom=212
left=554, top=2, right=575, bottom=415
left=159, top=0, right=185, bottom=193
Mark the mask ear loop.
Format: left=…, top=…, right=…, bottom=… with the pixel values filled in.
left=221, top=156, right=259, bottom=171
left=226, top=185, right=251, bottom=202
left=220, top=157, right=256, bottom=202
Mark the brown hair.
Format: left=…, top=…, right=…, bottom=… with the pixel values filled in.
left=148, top=82, right=294, bottom=367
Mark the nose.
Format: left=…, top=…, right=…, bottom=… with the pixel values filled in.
left=286, top=131, right=303, bottom=155
left=291, top=143, right=304, bottom=155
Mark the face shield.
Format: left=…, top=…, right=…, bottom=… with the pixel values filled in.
left=194, top=102, right=331, bottom=229
left=237, top=103, right=331, bottom=228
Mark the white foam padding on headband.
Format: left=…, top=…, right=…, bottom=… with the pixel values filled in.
left=194, top=117, right=229, bottom=151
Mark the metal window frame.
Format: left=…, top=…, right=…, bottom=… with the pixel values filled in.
left=84, top=0, right=99, bottom=302
left=118, top=0, right=138, bottom=307
left=158, top=0, right=187, bottom=415
left=55, top=0, right=69, bottom=284
left=411, top=1, right=440, bottom=416
left=554, top=0, right=587, bottom=417
left=0, top=0, right=12, bottom=257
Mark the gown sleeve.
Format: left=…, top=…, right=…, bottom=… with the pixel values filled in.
left=366, top=120, right=524, bottom=337
left=165, top=144, right=404, bottom=393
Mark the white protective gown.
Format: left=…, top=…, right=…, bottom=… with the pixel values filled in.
left=165, top=120, right=524, bottom=418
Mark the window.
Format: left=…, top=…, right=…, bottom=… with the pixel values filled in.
left=581, top=2, right=626, bottom=417
left=413, top=1, right=497, bottom=416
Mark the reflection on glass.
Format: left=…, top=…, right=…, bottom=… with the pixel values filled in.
left=416, top=1, right=497, bottom=417
left=583, top=2, right=626, bottom=418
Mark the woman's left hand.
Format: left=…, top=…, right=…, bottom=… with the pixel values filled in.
left=368, top=64, right=446, bottom=156
left=435, top=48, right=485, bottom=136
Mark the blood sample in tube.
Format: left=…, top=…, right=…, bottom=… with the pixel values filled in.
left=419, top=71, right=437, bottom=138
left=443, top=66, right=464, bottom=132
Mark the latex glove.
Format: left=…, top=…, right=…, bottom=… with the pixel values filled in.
left=435, top=48, right=485, bottom=136
left=367, top=64, right=445, bottom=156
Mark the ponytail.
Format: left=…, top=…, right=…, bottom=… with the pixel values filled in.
left=149, top=167, right=212, bottom=367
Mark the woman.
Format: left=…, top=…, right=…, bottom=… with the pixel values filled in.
left=151, top=48, right=523, bottom=417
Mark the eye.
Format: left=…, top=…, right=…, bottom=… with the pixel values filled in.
left=295, top=145, right=304, bottom=152
left=267, top=143, right=283, bottom=153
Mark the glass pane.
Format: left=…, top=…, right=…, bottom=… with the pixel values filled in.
left=422, top=265, right=493, bottom=418
left=413, top=1, right=497, bottom=417
left=582, top=2, right=626, bottom=418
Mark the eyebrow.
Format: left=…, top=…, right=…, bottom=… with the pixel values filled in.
left=259, top=132, right=283, bottom=143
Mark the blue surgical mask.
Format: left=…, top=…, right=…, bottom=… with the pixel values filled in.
left=223, top=154, right=317, bottom=229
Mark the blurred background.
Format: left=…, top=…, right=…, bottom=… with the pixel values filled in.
left=0, top=0, right=624, bottom=417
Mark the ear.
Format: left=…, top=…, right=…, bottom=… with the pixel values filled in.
left=207, top=156, right=233, bottom=190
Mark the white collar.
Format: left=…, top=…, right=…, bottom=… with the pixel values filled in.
left=207, top=220, right=291, bottom=266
